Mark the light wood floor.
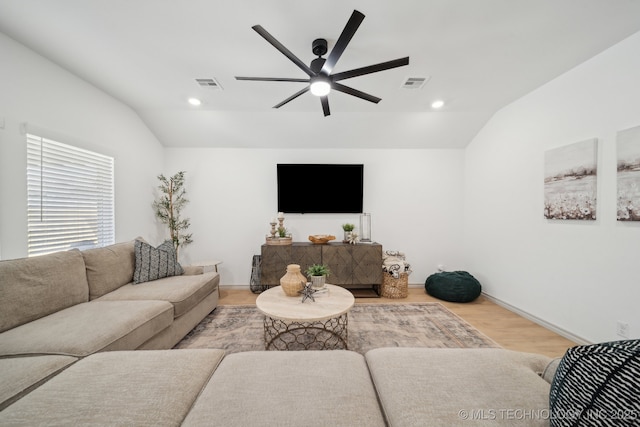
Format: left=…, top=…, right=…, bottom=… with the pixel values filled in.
left=219, top=286, right=576, bottom=358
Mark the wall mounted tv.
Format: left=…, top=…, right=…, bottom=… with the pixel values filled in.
left=277, top=164, right=364, bottom=214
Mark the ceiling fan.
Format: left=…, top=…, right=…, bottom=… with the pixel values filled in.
left=235, top=10, right=410, bottom=116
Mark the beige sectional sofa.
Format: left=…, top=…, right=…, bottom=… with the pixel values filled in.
left=0, top=239, right=219, bottom=410
left=1, top=242, right=562, bottom=425
left=0, top=347, right=556, bottom=426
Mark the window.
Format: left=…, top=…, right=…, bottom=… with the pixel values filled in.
left=27, top=134, right=114, bottom=256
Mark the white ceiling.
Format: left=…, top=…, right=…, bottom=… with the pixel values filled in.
left=1, top=0, right=640, bottom=149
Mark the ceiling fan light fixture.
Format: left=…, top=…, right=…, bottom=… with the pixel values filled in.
left=310, top=77, right=331, bottom=97
left=236, top=10, right=409, bottom=115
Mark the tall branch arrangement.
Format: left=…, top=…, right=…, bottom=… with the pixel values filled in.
left=153, top=171, right=193, bottom=257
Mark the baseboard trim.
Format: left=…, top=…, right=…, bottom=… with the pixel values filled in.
left=482, top=292, right=590, bottom=346
left=220, top=284, right=251, bottom=291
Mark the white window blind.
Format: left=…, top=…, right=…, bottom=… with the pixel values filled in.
left=27, top=133, right=115, bottom=257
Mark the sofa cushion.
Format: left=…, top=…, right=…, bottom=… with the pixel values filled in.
left=0, top=355, right=77, bottom=411
left=183, top=350, right=386, bottom=427
left=97, top=271, right=219, bottom=318
left=365, top=348, right=552, bottom=426
left=549, top=339, right=640, bottom=427
left=82, top=239, right=136, bottom=300
left=0, top=249, right=88, bottom=333
left=134, top=239, right=184, bottom=284
left=0, top=300, right=173, bottom=357
left=0, top=350, right=225, bottom=426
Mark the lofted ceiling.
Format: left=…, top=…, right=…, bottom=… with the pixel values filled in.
left=1, top=0, right=640, bottom=149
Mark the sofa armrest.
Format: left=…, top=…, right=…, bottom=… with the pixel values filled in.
left=190, top=260, right=222, bottom=273
left=182, top=265, right=204, bottom=275
left=541, top=357, right=562, bottom=384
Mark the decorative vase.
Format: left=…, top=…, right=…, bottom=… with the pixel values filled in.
left=343, top=231, right=351, bottom=243
left=280, top=264, right=306, bottom=296
left=310, top=275, right=326, bottom=289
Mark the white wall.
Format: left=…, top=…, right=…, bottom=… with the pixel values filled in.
left=464, top=32, right=640, bottom=343
left=164, top=148, right=465, bottom=286
left=0, top=32, right=164, bottom=259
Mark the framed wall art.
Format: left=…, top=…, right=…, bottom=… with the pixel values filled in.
left=544, top=138, right=598, bottom=220
left=616, top=125, right=640, bottom=221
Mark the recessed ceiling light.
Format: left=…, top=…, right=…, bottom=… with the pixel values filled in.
left=431, top=100, right=444, bottom=109
left=188, top=98, right=202, bottom=106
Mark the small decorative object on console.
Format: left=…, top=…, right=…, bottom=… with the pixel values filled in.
left=266, top=212, right=292, bottom=245
left=347, top=231, right=360, bottom=245
left=342, top=223, right=355, bottom=242
left=308, top=234, right=335, bottom=244
left=359, top=213, right=372, bottom=242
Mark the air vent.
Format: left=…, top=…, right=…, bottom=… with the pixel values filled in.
left=195, top=78, right=223, bottom=90
left=401, top=76, right=429, bottom=89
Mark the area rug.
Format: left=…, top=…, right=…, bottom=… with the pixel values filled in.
left=175, top=303, right=499, bottom=354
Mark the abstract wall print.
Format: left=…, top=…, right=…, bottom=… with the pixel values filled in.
left=617, top=125, right=640, bottom=221
left=544, top=138, right=598, bottom=220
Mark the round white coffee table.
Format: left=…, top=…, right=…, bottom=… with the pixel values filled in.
left=256, top=284, right=355, bottom=350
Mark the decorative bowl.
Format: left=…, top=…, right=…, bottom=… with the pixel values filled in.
left=308, top=234, right=336, bottom=244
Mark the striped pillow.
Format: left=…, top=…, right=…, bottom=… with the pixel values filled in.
left=133, top=239, right=183, bottom=284
left=549, top=339, right=640, bottom=426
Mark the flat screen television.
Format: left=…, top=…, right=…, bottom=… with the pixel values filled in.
left=277, top=164, right=364, bottom=213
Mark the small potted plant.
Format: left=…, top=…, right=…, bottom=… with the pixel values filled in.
left=277, top=227, right=289, bottom=238
left=305, top=264, right=331, bottom=289
left=341, top=223, right=355, bottom=242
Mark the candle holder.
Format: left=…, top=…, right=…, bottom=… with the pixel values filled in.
left=266, top=213, right=292, bottom=245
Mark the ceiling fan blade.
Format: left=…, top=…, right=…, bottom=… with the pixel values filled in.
left=321, top=10, right=365, bottom=75
left=252, top=25, right=315, bottom=77
left=274, top=86, right=310, bottom=108
left=321, top=96, right=330, bottom=116
left=332, top=82, right=381, bottom=104
left=331, top=57, right=410, bottom=81
left=235, top=77, right=310, bottom=83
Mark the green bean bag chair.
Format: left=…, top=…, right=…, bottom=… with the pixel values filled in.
left=425, top=271, right=481, bottom=303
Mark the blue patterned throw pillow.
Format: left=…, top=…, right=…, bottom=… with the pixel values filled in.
left=549, top=339, right=640, bottom=426
left=133, top=239, right=184, bottom=284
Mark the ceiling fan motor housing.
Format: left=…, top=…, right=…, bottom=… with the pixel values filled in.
left=310, top=57, right=326, bottom=73
left=312, top=38, right=328, bottom=57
